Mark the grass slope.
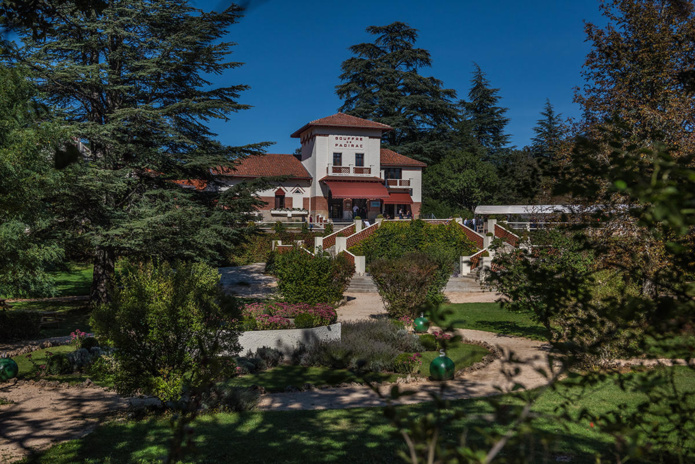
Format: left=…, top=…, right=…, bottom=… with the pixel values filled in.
left=440, top=302, right=550, bottom=340
left=24, top=367, right=695, bottom=464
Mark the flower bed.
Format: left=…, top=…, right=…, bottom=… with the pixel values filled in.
left=242, top=302, right=337, bottom=330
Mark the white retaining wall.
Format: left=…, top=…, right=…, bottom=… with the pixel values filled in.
left=237, top=323, right=341, bottom=359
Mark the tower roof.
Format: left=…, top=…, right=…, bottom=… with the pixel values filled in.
left=291, top=113, right=392, bottom=138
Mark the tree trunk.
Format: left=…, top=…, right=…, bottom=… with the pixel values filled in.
left=90, top=247, right=115, bottom=306
left=641, top=277, right=657, bottom=299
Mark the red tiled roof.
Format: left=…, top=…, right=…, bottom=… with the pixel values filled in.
left=215, top=154, right=311, bottom=179
left=380, top=149, right=427, bottom=167
left=172, top=179, right=208, bottom=190
left=291, top=113, right=392, bottom=138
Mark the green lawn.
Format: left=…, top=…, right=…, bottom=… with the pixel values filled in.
left=23, top=367, right=695, bottom=463
left=51, top=263, right=93, bottom=297
left=10, top=299, right=93, bottom=339
left=11, top=345, right=114, bottom=387
left=439, top=302, right=551, bottom=340
left=227, top=365, right=400, bottom=392
left=227, top=342, right=490, bottom=392
left=419, top=342, right=489, bottom=377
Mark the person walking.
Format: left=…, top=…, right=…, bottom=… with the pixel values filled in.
left=398, top=207, right=403, bottom=219
left=352, top=204, right=358, bottom=219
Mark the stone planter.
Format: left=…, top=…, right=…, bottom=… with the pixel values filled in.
left=235, top=323, right=341, bottom=359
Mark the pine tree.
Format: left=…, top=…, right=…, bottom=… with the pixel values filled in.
left=0, top=65, right=64, bottom=298
left=4, top=1, right=268, bottom=304
left=336, top=22, right=459, bottom=164
left=531, top=99, right=565, bottom=160
left=460, top=63, right=511, bottom=157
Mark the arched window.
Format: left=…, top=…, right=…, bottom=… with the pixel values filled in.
left=274, top=188, right=285, bottom=209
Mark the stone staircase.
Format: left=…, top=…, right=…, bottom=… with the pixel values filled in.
left=347, top=274, right=484, bottom=294
left=444, top=275, right=483, bottom=293
left=346, top=274, right=379, bottom=293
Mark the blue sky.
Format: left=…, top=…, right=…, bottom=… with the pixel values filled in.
left=193, top=0, right=605, bottom=154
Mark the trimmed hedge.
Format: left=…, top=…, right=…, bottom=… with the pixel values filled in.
left=268, top=249, right=354, bottom=305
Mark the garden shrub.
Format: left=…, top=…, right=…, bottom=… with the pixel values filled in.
left=0, top=310, right=41, bottom=341
left=269, top=248, right=354, bottom=305
left=296, top=319, right=423, bottom=373
left=200, top=384, right=260, bottom=412
left=323, top=222, right=333, bottom=235
left=255, top=346, right=283, bottom=368
left=91, top=260, right=241, bottom=402
left=393, top=352, right=422, bottom=374
left=254, top=314, right=292, bottom=330
left=350, top=220, right=470, bottom=308
left=369, top=252, right=440, bottom=319
left=47, top=353, right=72, bottom=375
left=80, top=337, right=99, bottom=351
left=418, top=334, right=437, bottom=351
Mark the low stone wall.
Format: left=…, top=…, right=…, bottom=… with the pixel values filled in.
left=237, top=323, right=341, bottom=358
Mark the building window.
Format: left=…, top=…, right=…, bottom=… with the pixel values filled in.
left=274, top=189, right=285, bottom=209
left=333, top=152, right=342, bottom=166
left=384, top=168, right=402, bottom=179
left=355, top=153, right=364, bottom=167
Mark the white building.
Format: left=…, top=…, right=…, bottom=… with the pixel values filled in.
left=219, top=113, right=426, bottom=222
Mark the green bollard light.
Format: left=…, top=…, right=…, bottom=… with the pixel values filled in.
left=0, top=358, right=19, bottom=381
left=429, top=349, right=455, bottom=381
left=413, top=313, right=429, bottom=333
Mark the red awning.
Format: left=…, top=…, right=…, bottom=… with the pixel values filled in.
left=324, top=180, right=389, bottom=200
left=383, top=192, right=413, bottom=204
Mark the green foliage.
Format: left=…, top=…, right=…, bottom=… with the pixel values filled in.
left=294, top=312, right=326, bottom=329
left=253, top=347, right=283, bottom=369
left=0, top=67, right=65, bottom=299
left=80, top=337, right=99, bottom=351
left=369, top=252, right=440, bottom=319
left=424, top=149, right=499, bottom=211
left=269, top=249, right=354, bottom=305
left=418, top=334, right=437, bottom=351
left=0, top=310, right=42, bottom=342
left=460, top=63, right=510, bottom=157
left=336, top=22, right=459, bottom=164
left=392, top=353, right=421, bottom=374
left=90, top=260, right=241, bottom=401
left=323, top=223, right=334, bottom=236
left=273, top=221, right=285, bottom=234
left=6, top=0, right=269, bottom=304
left=350, top=220, right=476, bottom=263
left=296, top=319, right=423, bottom=373
left=46, top=353, right=72, bottom=375
left=351, top=220, right=474, bottom=310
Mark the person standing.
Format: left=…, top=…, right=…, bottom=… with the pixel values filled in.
left=407, top=209, right=412, bottom=219
left=353, top=204, right=358, bottom=219
left=398, top=207, right=403, bottom=219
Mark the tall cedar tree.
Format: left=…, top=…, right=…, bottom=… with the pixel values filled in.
left=336, top=22, right=459, bottom=164
left=575, top=0, right=695, bottom=156
left=460, top=63, right=511, bottom=158
left=0, top=65, right=64, bottom=299
left=530, top=99, right=565, bottom=160
left=5, top=1, right=269, bottom=304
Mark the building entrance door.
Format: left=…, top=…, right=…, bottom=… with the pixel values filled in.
left=329, top=199, right=343, bottom=219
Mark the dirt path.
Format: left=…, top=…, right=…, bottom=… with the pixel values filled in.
left=0, top=383, right=127, bottom=462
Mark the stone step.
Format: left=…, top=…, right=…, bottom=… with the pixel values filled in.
left=445, top=276, right=483, bottom=292
left=347, top=275, right=379, bottom=293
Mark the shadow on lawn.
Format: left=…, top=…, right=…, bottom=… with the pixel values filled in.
left=472, top=320, right=551, bottom=341
left=23, top=400, right=645, bottom=464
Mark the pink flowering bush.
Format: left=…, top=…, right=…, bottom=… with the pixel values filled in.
left=393, top=352, right=423, bottom=374
left=433, top=331, right=453, bottom=349
left=254, top=314, right=292, bottom=330
left=241, top=302, right=337, bottom=330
